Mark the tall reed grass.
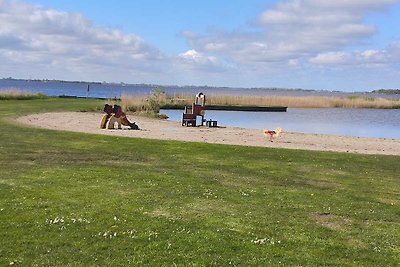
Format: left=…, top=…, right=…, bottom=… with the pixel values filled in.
left=0, top=89, right=46, bottom=100
left=120, top=89, right=169, bottom=118
left=204, top=95, right=400, bottom=108
left=121, top=93, right=400, bottom=112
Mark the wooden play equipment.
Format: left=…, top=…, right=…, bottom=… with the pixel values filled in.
left=182, top=92, right=207, bottom=126
left=100, top=104, right=140, bottom=130
left=263, top=127, right=283, bottom=142
left=205, top=119, right=218, bottom=127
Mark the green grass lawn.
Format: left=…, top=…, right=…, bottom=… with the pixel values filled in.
left=0, top=98, right=399, bottom=266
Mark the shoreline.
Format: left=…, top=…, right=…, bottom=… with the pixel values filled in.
left=16, top=112, right=400, bottom=156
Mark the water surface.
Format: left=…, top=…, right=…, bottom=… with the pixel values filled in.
left=2, top=79, right=400, bottom=99
left=161, top=108, right=400, bottom=139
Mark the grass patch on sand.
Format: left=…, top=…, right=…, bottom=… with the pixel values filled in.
left=0, top=98, right=399, bottom=266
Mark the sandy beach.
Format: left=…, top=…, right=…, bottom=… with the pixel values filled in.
left=16, top=112, right=400, bottom=156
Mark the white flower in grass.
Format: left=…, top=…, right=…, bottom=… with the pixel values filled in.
left=252, top=238, right=267, bottom=244
left=251, top=237, right=281, bottom=245
left=240, top=191, right=249, bottom=197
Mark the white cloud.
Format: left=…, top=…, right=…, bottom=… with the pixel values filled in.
left=356, top=50, right=390, bottom=64
left=305, top=0, right=399, bottom=10
left=288, top=59, right=300, bottom=68
left=0, top=0, right=166, bottom=81
left=177, top=49, right=233, bottom=72
left=0, top=0, right=238, bottom=83
left=309, top=52, right=352, bottom=65
left=184, top=0, right=400, bottom=65
left=179, top=0, right=400, bottom=90
left=388, top=42, right=400, bottom=59
left=180, top=49, right=205, bottom=61
left=310, top=48, right=395, bottom=68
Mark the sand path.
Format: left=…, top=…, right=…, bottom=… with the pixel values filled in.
left=16, top=112, right=400, bottom=156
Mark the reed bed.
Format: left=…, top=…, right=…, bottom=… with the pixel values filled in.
left=204, top=95, right=400, bottom=108
left=0, top=89, right=46, bottom=100
left=121, top=93, right=400, bottom=112
left=120, top=91, right=169, bottom=118
left=120, top=94, right=148, bottom=112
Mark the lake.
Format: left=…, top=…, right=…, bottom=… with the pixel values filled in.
left=2, top=79, right=400, bottom=99
left=161, top=108, right=400, bottom=139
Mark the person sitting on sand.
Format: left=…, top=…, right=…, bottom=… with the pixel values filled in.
left=112, top=105, right=139, bottom=130
left=100, top=104, right=139, bottom=130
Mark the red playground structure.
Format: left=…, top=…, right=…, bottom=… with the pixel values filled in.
left=182, top=92, right=206, bottom=126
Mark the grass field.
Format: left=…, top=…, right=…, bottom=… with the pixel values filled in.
left=0, top=98, right=399, bottom=266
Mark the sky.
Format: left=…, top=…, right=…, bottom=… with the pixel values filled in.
left=1, top=0, right=400, bottom=91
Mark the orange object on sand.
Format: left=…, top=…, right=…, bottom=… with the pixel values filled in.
left=263, top=127, right=282, bottom=142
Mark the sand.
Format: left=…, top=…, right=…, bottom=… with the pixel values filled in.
left=16, top=112, right=400, bottom=156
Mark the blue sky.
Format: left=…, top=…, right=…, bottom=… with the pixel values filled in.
left=1, top=0, right=400, bottom=91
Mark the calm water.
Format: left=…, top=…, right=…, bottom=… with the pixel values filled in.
left=2, top=79, right=400, bottom=99
left=161, top=108, right=400, bottom=139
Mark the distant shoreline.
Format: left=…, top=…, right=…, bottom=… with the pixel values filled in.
left=1, top=77, right=398, bottom=95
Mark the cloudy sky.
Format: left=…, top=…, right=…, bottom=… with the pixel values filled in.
left=1, top=0, right=400, bottom=91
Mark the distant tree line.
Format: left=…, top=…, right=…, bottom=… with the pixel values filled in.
left=372, top=89, right=400, bottom=94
